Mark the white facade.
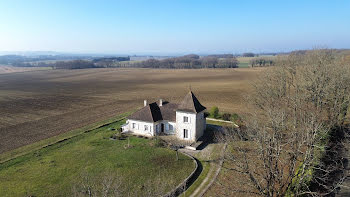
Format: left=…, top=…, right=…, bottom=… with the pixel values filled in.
left=124, top=111, right=206, bottom=142
left=175, top=111, right=196, bottom=141
left=123, top=92, right=206, bottom=142
left=175, top=111, right=206, bottom=141
left=126, top=119, right=155, bottom=137
left=155, top=121, right=176, bottom=135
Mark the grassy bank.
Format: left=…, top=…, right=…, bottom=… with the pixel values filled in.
left=0, top=111, right=134, bottom=163
left=0, top=116, right=195, bottom=196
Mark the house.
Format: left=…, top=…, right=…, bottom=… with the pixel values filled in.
left=122, top=91, right=206, bottom=142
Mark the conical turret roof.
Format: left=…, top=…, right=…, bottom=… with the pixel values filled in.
left=177, top=91, right=206, bottom=113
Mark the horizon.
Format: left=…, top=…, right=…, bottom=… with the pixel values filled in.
left=1, top=0, right=350, bottom=54
left=2, top=49, right=345, bottom=57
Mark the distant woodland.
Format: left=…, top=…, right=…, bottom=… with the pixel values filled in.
left=2, top=54, right=239, bottom=69
left=1, top=50, right=349, bottom=69
left=118, top=54, right=239, bottom=69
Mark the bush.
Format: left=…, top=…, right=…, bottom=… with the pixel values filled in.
left=154, top=137, right=166, bottom=147
left=231, top=113, right=242, bottom=122
left=209, top=106, right=219, bottom=118
left=222, top=113, right=231, bottom=121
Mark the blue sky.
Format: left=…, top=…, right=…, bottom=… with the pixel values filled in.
left=0, top=0, right=349, bottom=55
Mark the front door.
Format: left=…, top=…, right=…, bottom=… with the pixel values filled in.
left=161, top=123, right=164, bottom=133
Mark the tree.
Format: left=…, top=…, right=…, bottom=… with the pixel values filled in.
left=222, top=113, right=231, bottom=121
left=216, top=49, right=350, bottom=196
left=250, top=58, right=275, bottom=67
left=72, top=171, right=124, bottom=197
left=242, top=52, right=255, bottom=57
left=183, top=54, right=200, bottom=59
left=201, top=57, right=218, bottom=68
left=210, top=106, right=219, bottom=118
left=217, top=58, right=239, bottom=68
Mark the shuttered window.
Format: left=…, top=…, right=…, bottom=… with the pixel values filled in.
left=184, top=129, right=189, bottom=139
left=183, top=116, right=189, bottom=123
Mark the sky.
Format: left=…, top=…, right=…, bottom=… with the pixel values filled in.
left=0, top=0, right=349, bottom=55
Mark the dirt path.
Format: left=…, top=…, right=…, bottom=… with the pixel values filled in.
left=192, top=143, right=227, bottom=197
left=179, top=142, right=227, bottom=197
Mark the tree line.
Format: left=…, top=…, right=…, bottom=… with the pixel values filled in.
left=116, top=54, right=239, bottom=69
left=47, top=54, right=239, bottom=69
left=250, top=57, right=275, bottom=67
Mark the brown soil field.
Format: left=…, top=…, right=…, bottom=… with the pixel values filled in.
left=0, top=68, right=263, bottom=154
left=0, top=65, right=51, bottom=74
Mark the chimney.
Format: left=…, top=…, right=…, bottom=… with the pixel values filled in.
left=159, top=99, right=163, bottom=106
left=144, top=100, right=147, bottom=107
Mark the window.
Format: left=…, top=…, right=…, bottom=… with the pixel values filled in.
left=183, top=116, right=189, bottom=123
left=132, top=123, right=136, bottom=129
left=183, top=129, right=189, bottom=139
left=144, top=125, right=148, bottom=131
left=169, top=124, right=173, bottom=131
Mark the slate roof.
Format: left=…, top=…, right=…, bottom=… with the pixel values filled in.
left=127, top=91, right=206, bottom=122
left=177, top=91, right=206, bottom=113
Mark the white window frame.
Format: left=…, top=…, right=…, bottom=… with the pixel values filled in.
left=144, top=125, right=148, bottom=131
left=132, top=123, right=136, bottom=129
left=169, top=124, right=173, bottom=131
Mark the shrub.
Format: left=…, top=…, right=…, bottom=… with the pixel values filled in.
left=222, top=113, right=231, bottom=121
left=154, top=137, right=166, bottom=147
left=231, top=113, right=241, bottom=122
left=209, top=106, right=219, bottom=118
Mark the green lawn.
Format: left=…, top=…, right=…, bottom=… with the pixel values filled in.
left=206, top=119, right=232, bottom=127
left=0, top=119, right=195, bottom=196
left=238, top=62, right=250, bottom=68
left=181, top=161, right=210, bottom=197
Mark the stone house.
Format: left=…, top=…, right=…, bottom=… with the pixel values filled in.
left=122, top=91, right=206, bottom=142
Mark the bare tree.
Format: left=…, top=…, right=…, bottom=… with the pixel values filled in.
left=216, top=49, right=350, bottom=196
left=143, top=174, right=176, bottom=197
left=72, top=171, right=124, bottom=197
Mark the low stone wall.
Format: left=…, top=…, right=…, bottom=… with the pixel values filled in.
left=163, top=151, right=200, bottom=197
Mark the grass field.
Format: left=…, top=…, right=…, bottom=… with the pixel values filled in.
left=0, top=118, right=195, bottom=197
left=237, top=62, right=250, bottom=68
left=236, top=55, right=278, bottom=68
left=0, top=65, right=52, bottom=74
left=0, top=68, right=263, bottom=154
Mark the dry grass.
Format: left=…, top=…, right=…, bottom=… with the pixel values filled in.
left=205, top=141, right=261, bottom=197
left=0, top=68, right=263, bottom=153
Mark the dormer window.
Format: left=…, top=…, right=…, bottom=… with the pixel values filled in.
left=183, top=116, right=189, bottom=123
